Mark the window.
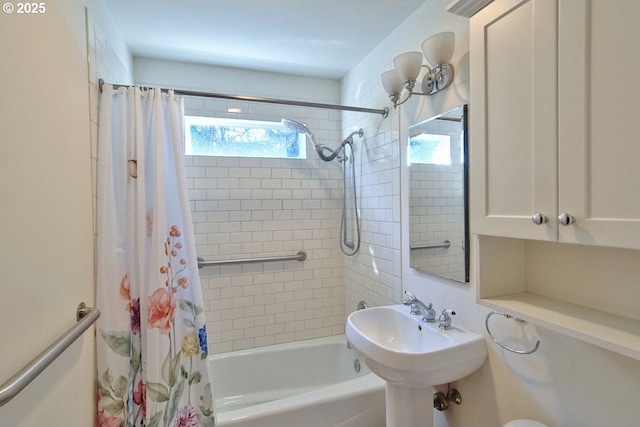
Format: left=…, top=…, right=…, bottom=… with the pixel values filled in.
left=408, top=133, right=451, bottom=165
left=184, top=116, right=306, bottom=159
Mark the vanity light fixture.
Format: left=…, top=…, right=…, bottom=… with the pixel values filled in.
left=381, top=32, right=456, bottom=108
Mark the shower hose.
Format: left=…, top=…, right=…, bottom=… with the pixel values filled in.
left=340, top=142, right=361, bottom=256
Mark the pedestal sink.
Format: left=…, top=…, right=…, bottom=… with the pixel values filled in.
left=345, top=304, right=487, bottom=427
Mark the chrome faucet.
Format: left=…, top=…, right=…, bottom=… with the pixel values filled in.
left=403, top=291, right=437, bottom=323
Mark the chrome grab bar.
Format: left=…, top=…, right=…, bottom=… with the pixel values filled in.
left=410, top=240, right=451, bottom=250
left=485, top=310, right=540, bottom=355
left=198, top=251, right=307, bottom=268
left=0, top=302, right=100, bottom=407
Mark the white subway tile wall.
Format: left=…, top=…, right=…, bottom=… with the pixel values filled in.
left=340, top=64, right=402, bottom=314
left=183, top=96, right=347, bottom=353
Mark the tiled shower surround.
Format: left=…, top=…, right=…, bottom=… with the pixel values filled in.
left=183, top=96, right=349, bottom=353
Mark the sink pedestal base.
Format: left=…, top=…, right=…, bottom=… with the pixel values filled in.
left=385, top=383, right=434, bottom=427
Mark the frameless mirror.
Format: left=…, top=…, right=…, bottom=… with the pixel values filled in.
left=408, top=105, right=469, bottom=283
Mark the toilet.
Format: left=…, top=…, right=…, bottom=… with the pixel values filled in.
left=504, top=420, right=548, bottom=427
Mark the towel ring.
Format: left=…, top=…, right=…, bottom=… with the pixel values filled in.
left=485, top=310, right=541, bottom=355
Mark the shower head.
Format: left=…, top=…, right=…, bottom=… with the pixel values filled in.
left=281, top=118, right=312, bottom=136
left=281, top=118, right=323, bottom=154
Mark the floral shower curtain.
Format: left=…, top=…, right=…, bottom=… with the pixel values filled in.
left=96, top=85, right=215, bottom=427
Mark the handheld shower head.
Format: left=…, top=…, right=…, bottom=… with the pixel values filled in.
left=281, top=118, right=325, bottom=155
left=281, top=118, right=311, bottom=136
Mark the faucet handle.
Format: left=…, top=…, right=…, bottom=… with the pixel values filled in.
left=402, top=291, right=417, bottom=304
left=403, top=292, right=422, bottom=315
left=439, top=309, right=456, bottom=330
left=408, top=303, right=422, bottom=315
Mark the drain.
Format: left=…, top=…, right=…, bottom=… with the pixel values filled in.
left=354, top=358, right=361, bottom=373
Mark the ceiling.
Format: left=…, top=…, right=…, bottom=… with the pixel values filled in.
left=103, top=0, right=426, bottom=79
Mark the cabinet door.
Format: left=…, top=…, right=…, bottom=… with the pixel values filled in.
left=559, top=0, right=640, bottom=250
left=470, top=0, right=558, bottom=240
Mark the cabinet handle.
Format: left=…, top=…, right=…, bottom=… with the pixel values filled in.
left=558, top=213, right=576, bottom=226
left=531, top=213, right=549, bottom=225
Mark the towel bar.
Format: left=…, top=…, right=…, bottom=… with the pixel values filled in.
left=485, top=310, right=540, bottom=355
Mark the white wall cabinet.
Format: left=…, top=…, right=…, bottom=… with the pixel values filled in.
left=471, top=0, right=640, bottom=250
left=471, top=0, right=640, bottom=361
left=470, top=0, right=558, bottom=241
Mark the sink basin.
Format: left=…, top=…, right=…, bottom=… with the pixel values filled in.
left=345, top=304, right=487, bottom=387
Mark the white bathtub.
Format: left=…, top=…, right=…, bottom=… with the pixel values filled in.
left=208, top=335, right=385, bottom=427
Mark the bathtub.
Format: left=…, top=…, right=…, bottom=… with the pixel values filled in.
left=208, top=334, right=385, bottom=427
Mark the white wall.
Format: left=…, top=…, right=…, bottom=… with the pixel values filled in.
left=341, top=0, right=640, bottom=426
left=133, top=57, right=340, bottom=104
left=0, top=1, right=131, bottom=425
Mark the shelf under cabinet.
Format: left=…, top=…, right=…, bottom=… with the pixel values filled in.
left=479, top=292, right=640, bottom=361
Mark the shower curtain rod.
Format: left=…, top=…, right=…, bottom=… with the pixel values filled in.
left=99, top=79, right=389, bottom=118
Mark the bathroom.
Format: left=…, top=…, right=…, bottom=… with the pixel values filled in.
left=2, top=0, right=640, bottom=426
